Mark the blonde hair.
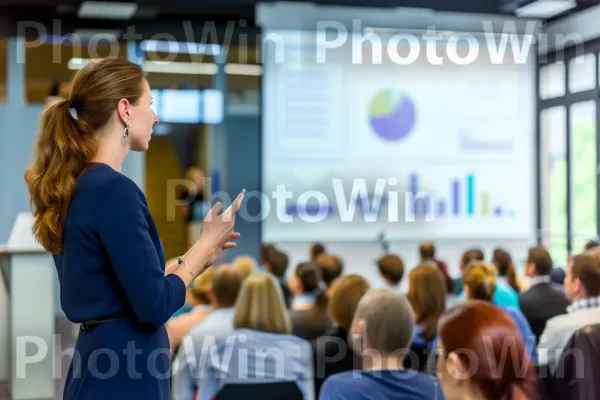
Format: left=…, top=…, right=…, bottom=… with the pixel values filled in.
left=190, top=266, right=214, bottom=304
left=463, top=262, right=497, bottom=302
left=233, top=255, right=257, bottom=279
left=234, top=273, right=291, bottom=334
left=328, top=274, right=370, bottom=330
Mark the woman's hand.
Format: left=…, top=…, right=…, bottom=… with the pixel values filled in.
left=205, top=233, right=241, bottom=267
left=201, top=190, right=245, bottom=252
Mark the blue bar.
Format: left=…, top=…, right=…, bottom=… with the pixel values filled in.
left=466, top=174, right=474, bottom=215
left=439, top=200, right=446, bottom=217
left=410, top=173, right=418, bottom=216
left=452, top=180, right=460, bottom=215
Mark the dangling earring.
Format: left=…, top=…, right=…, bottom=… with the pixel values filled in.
left=123, top=123, right=129, bottom=143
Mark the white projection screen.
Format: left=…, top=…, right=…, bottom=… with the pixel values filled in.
left=260, top=9, right=537, bottom=243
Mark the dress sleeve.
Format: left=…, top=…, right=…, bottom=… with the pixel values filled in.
left=95, top=175, right=186, bottom=328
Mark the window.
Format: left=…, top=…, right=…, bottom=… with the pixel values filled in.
left=568, top=53, right=596, bottom=93
left=539, top=61, right=565, bottom=100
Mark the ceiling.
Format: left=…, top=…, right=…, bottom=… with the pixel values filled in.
left=0, top=0, right=599, bottom=41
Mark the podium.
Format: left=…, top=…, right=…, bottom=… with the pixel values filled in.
left=0, top=212, right=55, bottom=400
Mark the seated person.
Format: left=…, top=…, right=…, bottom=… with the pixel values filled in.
left=453, top=248, right=484, bottom=296
left=171, top=265, right=243, bottom=400
left=538, top=250, right=600, bottom=374
left=311, top=243, right=326, bottom=262
left=436, top=301, right=538, bottom=400
left=492, top=248, right=529, bottom=294
left=289, top=262, right=332, bottom=340
left=319, top=289, right=445, bottom=400
left=419, top=241, right=453, bottom=293
left=519, top=245, right=570, bottom=344
left=375, top=253, right=404, bottom=292
left=195, top=273, right=314, bottom=400
left=167, top=266, right=214, bottom=354
left=462, top=262, right=537, bottom=363
left=406, top=264, right=447, bottom=371
left=232, top=255, right=257, bottom=280
left=315, top=253, right=344, bottom=294
left=261, top=245, right=293, bottom=308
left=311, top=274, right=369, bottom=396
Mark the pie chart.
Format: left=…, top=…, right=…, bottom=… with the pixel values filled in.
left=368, top=88, right=416, bottom=141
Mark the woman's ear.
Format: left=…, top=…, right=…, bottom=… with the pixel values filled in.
left=447, top=352, right=471, bottom=380
left=117, top=98, right=132, bottom=124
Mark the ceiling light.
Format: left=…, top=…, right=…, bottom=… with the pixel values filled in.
left=515, top=0, right=577, bottom=18
left=224, top=64, right=263, bottom=76
left=78, top=1, right=138, bottom=20
left=141, top=40, right=221, bottom=56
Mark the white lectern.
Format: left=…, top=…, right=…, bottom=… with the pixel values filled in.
left=0, top=212, right=55, bottom=400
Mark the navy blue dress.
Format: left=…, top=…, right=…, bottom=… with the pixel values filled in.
left=53, top=162, right=186, bottom=399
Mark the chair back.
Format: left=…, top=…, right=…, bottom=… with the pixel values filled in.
left=214, top=381, right=303, bottom=400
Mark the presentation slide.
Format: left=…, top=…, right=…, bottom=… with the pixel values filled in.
left=262, top=30, right=536, bottom=242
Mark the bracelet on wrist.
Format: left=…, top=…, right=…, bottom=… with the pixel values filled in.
left=178, top=257, right=195, bottom=278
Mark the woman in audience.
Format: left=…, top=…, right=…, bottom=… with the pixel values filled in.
left=437, top=301, right=538, bottom=400
left=232, top=255, right=257, bottom=279
left=406, top=264, right=446, bottom=371
left=493, top=248, right=529, bottom=293
left=289, top=262, right=332, bottom=340
left=196, top=273, right=314, bottom=400
left=311, top=274, right=369, bottom=396
left=166, top=267, right=214, bottom=354
left=462, top=262, right=537, bottom=364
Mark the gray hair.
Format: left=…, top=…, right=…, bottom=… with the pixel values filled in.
left=350, top=289, right=415, bottom=355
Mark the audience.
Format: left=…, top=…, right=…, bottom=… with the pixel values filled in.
left=191, top=273, right=314, bottom=399
left=419, top=241, right=453, bottom=293
left=319, top=289, right=444, bottom=400
left=232, top=255, right=257, bottom=279
left=519, top=245, right=570, bottom=344
left=436, top=301, right=538, bottom=400
left=538, top=249, right=600, bottom=374
left=406, top=264, right=446, bottom=371
left=462, top=262, right=537, bottom=363
left=375, top=253, right=404, bottom=292
left=167, top=266, right=215, bottom=354
left=311, top=274, right=369, bottom=396
left=311, top=243, right=326, bottom=262
left=315, top=253, right=344, bottom=293
left=262, top=245, right=294, bottom=308
left=453, top=248, right=485, bottom=295
left=492, top=247, right=529, bottom=293
left=289, top=262, right=332, bottom=340
left=172, top=265, right=243, bottom=400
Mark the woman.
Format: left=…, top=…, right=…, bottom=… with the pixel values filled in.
left=289, top=262, right=332, bottom=340
left=406, top=264, right=447, bottom=371
left=197, top=273, right=314, bottom=399
left=493, top=248, right=529, bottom=293
left=437, top=301, right=538, bottom=400
left=462, top=262, right=537, bottom=364
left=24, top=57, right=244, bottom=400
left=312, top=274, right=369, bottom=396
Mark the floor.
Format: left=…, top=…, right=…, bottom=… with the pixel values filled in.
left=0, top=316, right=77, bottom=400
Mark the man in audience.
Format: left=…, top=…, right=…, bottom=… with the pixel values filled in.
left=519, top=246, right=570, bottom=344
left=171, top=265, right=243, bottom=400
left=316, top=253, right=344, bottom=293
left=311, top=243, right=326, bottom=262
left=319, top=289, right=444, bottom=400
left=419, top=241, right=453, bottom=293
left=375, top=253, right=404, bottom=292
left=538, top=250, right=600, bottom=374
left=262, top=246, right=293, bottom=308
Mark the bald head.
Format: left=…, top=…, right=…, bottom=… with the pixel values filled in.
left=212, top=264, right=243, bottom=308
left=352, top=289, right=415, bottom=356
left=419, top=241, right=435, bottom=260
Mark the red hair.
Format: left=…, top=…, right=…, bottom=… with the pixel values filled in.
left=439, top=301, right=538, bottom=400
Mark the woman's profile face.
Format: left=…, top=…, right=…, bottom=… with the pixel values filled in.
left=128, top=80, right=159, bottom=152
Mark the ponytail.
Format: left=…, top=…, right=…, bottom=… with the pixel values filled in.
left=24, top=99, right=98, bottom=253
left=506, top=263, right=520, bottom=293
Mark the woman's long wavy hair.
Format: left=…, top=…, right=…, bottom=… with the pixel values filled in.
left=24, top=58, right=145, bottom=253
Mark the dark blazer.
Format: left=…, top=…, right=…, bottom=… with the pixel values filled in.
left=311, top=327, right=361, bottom=397
left=519, top=281, right=570, bottom=344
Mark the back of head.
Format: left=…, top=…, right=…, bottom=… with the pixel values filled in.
left=461, top=248, right=485, bottom=270
left=311, top=243, right=326, bottom=261
left=328, top=274, right=370, bottom=331
left=585, top=240, right=600, bottom=251
left=407, top=265, right=447, bottom=342
left=571, top=251, right=600, bottom=297
left=25, top=57, right=145, bottom=253
left=526, top=246, right=553, bottom=276
left=191, top=266, right=215, bottom=304
left=267, top=249, right=289, bottom=278
left=352, top=289, right=414, bottom=356
left=212, top=265, right=243, bottom=307
left=463, top=262, right=497, bottom=302
left=316, top=253, right=344, bottom=287
left=234, top=273, right=291, bottom=334
left=419, top=241, right=436, bottom=260
left=376, top=253, right=405, bottom=286
left=233, top=255, right=257, bottom=279
left=438, top=301, right=537, bottom=400
left=492, top=248, right=520, bottom=293
left=260, top=243, right=276, bottom=265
